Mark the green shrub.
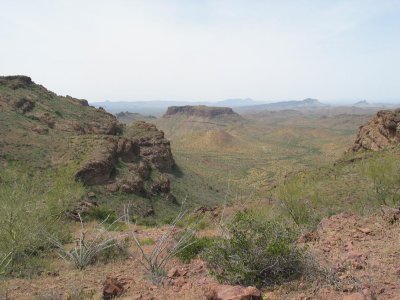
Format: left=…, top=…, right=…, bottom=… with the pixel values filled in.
left=85, top=206, right=116, bottom=223
left=203, top=211, right=309, bottom=287
left=0, top=164, right=84, bottom=276
left=360, top=156, right=400, bottom=206
left=276, top=178, right=319, bottom=228
left=176, top=236, right=214, bottom=263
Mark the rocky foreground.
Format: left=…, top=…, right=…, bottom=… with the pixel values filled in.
left=2, top=208, right=399, bottom=299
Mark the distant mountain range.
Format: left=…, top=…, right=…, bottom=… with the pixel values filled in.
left=91, top=98, right=399, bottom=116
left=91, top=98, right=327, bottom=116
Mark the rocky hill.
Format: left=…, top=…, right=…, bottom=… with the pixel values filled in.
left=235, top=98, right=328, bottom=114
left=0, top=76, right=175, bottom=203
left=351, top=108, right=400, bottom=151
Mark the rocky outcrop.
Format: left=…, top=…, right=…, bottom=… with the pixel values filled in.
left=351, top=109, right=400, bottom=151
left=75, top=122, right=175, bottom=198
left=0, top=75, right=33, bottom=89
left=164, top=105, right=238, bottom=118
left=128, top=121, right=175, bottom=172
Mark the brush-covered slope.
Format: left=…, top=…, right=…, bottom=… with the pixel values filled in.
left=0, top=76, right=176, bottom=215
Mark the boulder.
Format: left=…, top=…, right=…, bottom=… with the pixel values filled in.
left=103, top=277, right=125, bottom=299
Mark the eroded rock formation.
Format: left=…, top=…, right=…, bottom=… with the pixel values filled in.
left=351, top=109, right=400, bottom=151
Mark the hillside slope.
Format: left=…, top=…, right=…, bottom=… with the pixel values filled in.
left=0, top=76, right=177, bottom=217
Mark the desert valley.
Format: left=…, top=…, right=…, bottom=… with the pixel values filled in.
left=1, top=76, right=400, bottom=299
left=2, top=1, right=400, bottom=299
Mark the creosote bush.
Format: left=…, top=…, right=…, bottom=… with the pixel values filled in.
left=203, top=211, right=310, bottom=287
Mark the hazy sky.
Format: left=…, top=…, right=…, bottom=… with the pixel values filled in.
left=1, top=0, right=400, bottom=103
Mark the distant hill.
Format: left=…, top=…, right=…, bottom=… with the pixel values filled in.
left=164, top=105, right=240, bottom=118
left=235, top=98, right=328, bottom=114
left=156, top=105, right=246, bottom=142
left=352, top=100, right=397, bottom=108
left=116, top=111, right=156, bottom=123
left=353, top=100, right=370, bottom=107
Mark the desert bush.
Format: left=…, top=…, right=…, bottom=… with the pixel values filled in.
left=360, top=156, right=400, bottom=206
left=176, top=236, right=215, bottom=263
left=85, top=206, right=116, bottom=223
left=203, top=211, right=309, bottom=287
left=0, top=164, right=84, bottom=276
left=276, top=178, right=319, bottom=228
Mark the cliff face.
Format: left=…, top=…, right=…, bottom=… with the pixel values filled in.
left=164, top=105, right=238, bottom=118
left=351, top=109, right=400, bottom=152
left=0, top=76, right=175, bottom=199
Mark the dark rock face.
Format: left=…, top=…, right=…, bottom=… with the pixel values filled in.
left=351, top=109, right=400, bottom=152
left=164, top=105, right=237, bottom=118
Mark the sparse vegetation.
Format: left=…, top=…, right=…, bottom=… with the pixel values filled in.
left=127, top=209, right=196, bottom=284
left=49, top=215, right=126, bottom=270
